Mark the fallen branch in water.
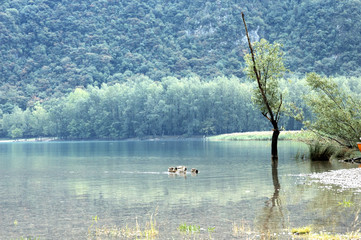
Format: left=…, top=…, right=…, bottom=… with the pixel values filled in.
left=340, top=156, right=361, bottom=164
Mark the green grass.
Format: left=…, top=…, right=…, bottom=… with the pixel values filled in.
left=333, top=147, right=355, bottom=159
left=309, top=142, right=337, bottom=161
left=178, top=223, right=200, bottom=234
left=88, top=214, right=159, bottom=239
left=208, top=130, right=316, bottom=141
left=338, top=199, right=354, bottom=208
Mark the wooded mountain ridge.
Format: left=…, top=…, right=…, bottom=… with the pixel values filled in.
left=1, top=0, right=361, bottom=111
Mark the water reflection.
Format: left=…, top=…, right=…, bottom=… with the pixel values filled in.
left=256, top=158, right=287, bottom=235
left=1, top=141, right=361, bottom=239
left=309, top=161, right=333, bottom=173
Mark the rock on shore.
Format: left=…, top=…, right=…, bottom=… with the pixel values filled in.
left=307, top=168, right=361, bottom=192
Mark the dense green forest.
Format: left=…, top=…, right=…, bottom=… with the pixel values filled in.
left=0, top=76, right=302, bottom=139
left=1, top=0, right=361, bottom=139
left=2, top=75, right=361, bottom=140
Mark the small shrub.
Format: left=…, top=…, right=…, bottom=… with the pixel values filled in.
left=333, top=147, right=354, bottom=159
left=309, top=142, right=336, bottom=161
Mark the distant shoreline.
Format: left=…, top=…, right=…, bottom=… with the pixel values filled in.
left=0, top=135, right=204, bottom=143
left=0, top=130, right=309, bottom=143
left=0, top=137, right=59, bottom=143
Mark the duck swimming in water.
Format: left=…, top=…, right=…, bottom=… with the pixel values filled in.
left=168, top=167, right=177, bottom=173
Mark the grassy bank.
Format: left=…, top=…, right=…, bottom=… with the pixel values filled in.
left=86, top=215, right=361, bottom=240
left=207, top=130, right=316, bottom=141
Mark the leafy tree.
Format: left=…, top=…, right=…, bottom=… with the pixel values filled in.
left=303, top=73, right=361, bottom=148
left=242, top=13, right=287, bottom=160
left=30, top=104, right=49, bottom=137
left=11, top=128, right=23, bottom=139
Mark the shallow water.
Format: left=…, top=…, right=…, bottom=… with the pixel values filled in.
left=0, top=140, right=360, bottom=239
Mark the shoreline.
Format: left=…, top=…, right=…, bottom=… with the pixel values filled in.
left=306, top=167, right=361, bottom=192
left=207, top=130, right=312, bottom=141
left=0, top=135, right=205, bottom=143
left=0, top=130, right=310, bottom=143
left=0, top=137, right=58, bottom=143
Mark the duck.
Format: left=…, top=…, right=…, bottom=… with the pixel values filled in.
left=168, top=167, right=177, bottom=173
left=176, top=166, right=187, bottom=173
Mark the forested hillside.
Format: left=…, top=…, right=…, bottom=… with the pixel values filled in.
left=1, top=0, right=361, bottom=139
left=1, top=0, right=361, bottom=111
left=0, top=76, right=264, bottom=139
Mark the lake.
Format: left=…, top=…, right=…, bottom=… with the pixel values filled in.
left=0, top=140, right=360, bottom=239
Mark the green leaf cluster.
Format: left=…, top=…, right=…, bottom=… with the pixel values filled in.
left=304, top=73, right=361, bottom=148
left=244, top=39, right=286, bottom=121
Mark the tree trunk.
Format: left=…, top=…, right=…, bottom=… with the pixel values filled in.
left=271, top=128, right=280, bottom=160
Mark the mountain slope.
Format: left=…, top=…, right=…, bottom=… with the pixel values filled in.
left=0, top=0, right=361, bottom=110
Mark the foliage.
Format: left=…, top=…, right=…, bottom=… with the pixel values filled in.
left=1, top=73, right=361, bottom=140
left=332, top=147, right=355, bottom=159
left=244, top=39, right=286, bottom=118
left=1, top=0, right=361, bottom=139
left=1, top=0, right=361, bottom=111
left=0, top=76, right=282, bottom=139
left=303, top=73, right=361, bottom=148
left=242, top=30, right=288, bottom=157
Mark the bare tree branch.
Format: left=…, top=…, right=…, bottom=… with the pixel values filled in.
left=241, top=12, right=276, bottom=126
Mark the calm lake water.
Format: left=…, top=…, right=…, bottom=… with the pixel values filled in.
left=0, top=140, right=360, bottom=239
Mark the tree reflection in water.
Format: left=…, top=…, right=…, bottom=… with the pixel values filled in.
left=256, top=158, right=288, bottom=236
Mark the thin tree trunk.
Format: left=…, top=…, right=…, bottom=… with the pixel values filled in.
left=242, top=12, right=281, bottom=160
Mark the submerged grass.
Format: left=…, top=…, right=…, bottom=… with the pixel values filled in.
left=232, top=221, right=257, bottom=239
left=178, top=223, right=200, bottom=234
left=88, top=214, right=158, bottom=240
